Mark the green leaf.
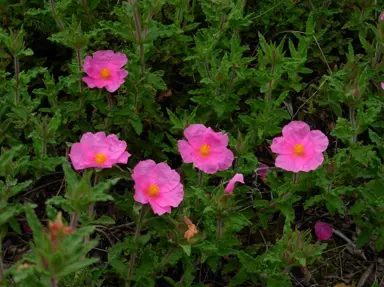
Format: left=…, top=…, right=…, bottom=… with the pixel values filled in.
left=58, top=258, right=99, bottom=278
left=131, top=116, right=143, bottom=135
left=8, top=180, right=32, bottom=198
left=0, top=204, right=24, bottom=226
left=180, top=244, right=191, bottom=256
left=331, top=117, right=354, bottom=144
left=87, top=215, right=115, bottom=226
left=356, top=228, right=372, bottom=248
left=109, top=258, right=127, bottom=276
left=25, top=206, right=44, bottom=245
left=47, top=109, right=62, bottom=136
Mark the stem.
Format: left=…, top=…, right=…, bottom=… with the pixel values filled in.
left=50, top=278, right=58, bottom=287
left=216, top=218, right=223, bottom=240
left=220, top=14, right=226, bottom=31
left=81, top=0, right=93, bottom=26
left=49, top=0, right=64, bottom=31
left=293, top=173, right=300, bottom=184
left=85, top=175, right=99, bottom=244
left=233, top=157, right=239, bottom=173
left=349, top=106, right=357, bottom=144
left=0, top=237, right=4, bottom=281
left=226, top=70, right=236, bottom=97
left=126, top=207, right=145, bottom=287
left=182, top=0, right=191, bottom=28
left=14, top=56, right=19, bottom=105
left=106, top=94, right=112, bottom=130
left=70, top=213, right=79, bottom=229
left=197, top=170, right=203, bottom=187
left=193, top=170, right=204, bottom=222
left=130, top=0, right=145, bottom=75
left=76, top=48, right=84, bottom=94
left=138, top=43, right=145, bottom=76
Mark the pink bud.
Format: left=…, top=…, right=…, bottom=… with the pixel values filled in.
left=314, top=221, right=333, bottom=241
left=224, top=173, right=244, bottom=194
left=256, top=164, right=269, bottom=182
left=23, top=223, right=31, bottom=234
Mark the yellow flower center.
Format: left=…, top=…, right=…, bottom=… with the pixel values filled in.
left=293, top=144, right=305, bottom=156
left=199, top=144, right=211, bottom=157
left=147, top=184, right=160, bottom=197
left=100, top=68, right=111, bottom=79
left=94, top=153, right=107, bottom=164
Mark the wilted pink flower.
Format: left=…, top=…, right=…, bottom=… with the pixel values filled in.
left=82, top=50, right=128, bottom=93
left=224, top=173, right=244, bottom=194
left=178, top=124, right=234, bottom=174
left=314, top=221, right=333, bottom=241
left=271, top=121, right=328, bottom=172
left=132, top=160, right=184, bottom=216
left=256, top=163, right=269, bottom=182
left=381, top=11, right=384, bottom=21
left=23, top=223, right=31, bottom=234
left=69, top=132, right=130, bottom=170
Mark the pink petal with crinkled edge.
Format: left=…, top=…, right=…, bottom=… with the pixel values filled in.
left=184, top=124, right=207, bottom=147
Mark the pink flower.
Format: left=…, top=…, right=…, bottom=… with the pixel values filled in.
left=132, top=160, right=184, bottom=215
left=381, top=82, right=384, bottom=90
left=23, top=223, right=31, bottom=234
left=224, top=173, right=244, bottom=194
left=256, top=163, right=269, bottom=182
left=178, top=124, right=234, bottom=174
left=271, top=121, right=328, bottom=172
left=82, top=50, right=128, bottom=93
left=69, top=132, right=130, bottom=170
left=381, top=11, right=384, bottom=21
left=314, top=221, right=333, bottom=241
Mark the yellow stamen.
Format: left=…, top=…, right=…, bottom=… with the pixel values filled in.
left=94, top=153, right=107, bottom=164
left=147, top=184, right=160, bottom=197
left=199, top=144, right=211, bottom=157
left=100, top=68, right=111, bottom=79
left=293, top=144, right=305, bottom=156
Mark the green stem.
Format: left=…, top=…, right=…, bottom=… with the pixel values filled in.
left=14, top=56, right=19, bottom=105
left=0, top=237, right=4, bottom=281
left=130, top=0, right=145, bottom=75
left=293, top=173, right=300, bottom=184
left=197, top=170, right=203, bottom=187
left=84, top=174, right=99, bottom=244
left=70, top=213, right=79, bottom=229
left=50, top=278, right=58, bottom=287
left=106, top=94, right=112, bottom=129
left=49, top=0, right=64, bottom=31
left=76, top=48, right=84, bottom=94
left=81, top=0, right=93, bottom=26
left=216, top=217, right=223, bottom=240
left=349, top=106, right=357, bottom=144
left=220, top=13, right=226, bottom=31
left=126, top=206, right=145, bottom=287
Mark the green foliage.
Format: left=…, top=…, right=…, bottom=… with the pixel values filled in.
left=1, top=0, right=384, bottom=286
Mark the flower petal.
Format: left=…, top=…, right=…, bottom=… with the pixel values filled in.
left=282, top=121, right=311, bottom=144
left=310, top=130, right=328, bottom=152
left=132, top=160, right=156, bottom=182
left=224, top=173, right=244, bottom=194
left=203, top=127, right=228, bottom=147
left=156, top=183, right=184, bottom=207
left=178, top=140, right=193, bottom=163
left=314, top=221, right=333, bottom=241
left=184, top=124, right=207, bottom=147
left=271, top=136, right=293, bottom=155
left=149, top=200, right=172, bottom=215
